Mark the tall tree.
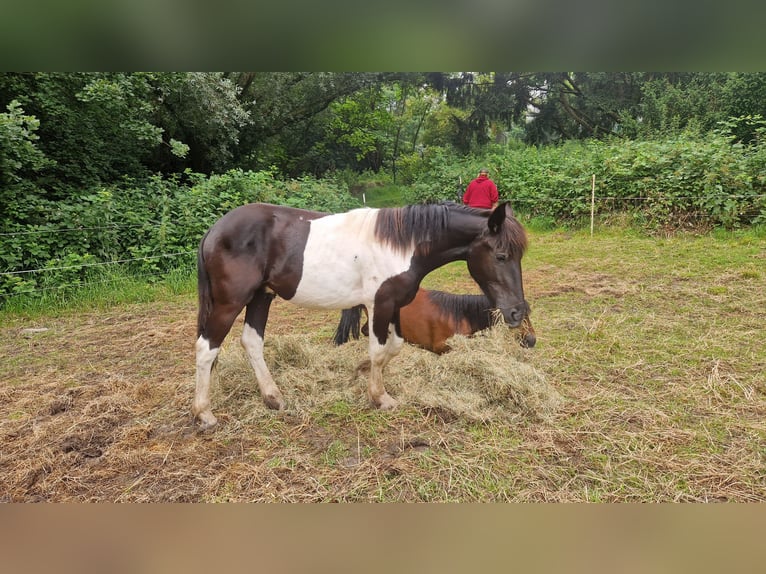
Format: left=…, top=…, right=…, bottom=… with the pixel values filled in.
left=523, top=72, right=646, bottom=142
left=149, top=72, right=249, bottom=174
left=0, top=72, right=251, bottom=193
left=0, top=73, right=163, bottom=193
left=428, top=72, right=527, bottom=152
left=230, top=72, right=379, bottom=175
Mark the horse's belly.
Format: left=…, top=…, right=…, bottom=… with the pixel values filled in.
left=289, top=274, right=367, bottom=309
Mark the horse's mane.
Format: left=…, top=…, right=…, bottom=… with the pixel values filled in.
left=428, top=289, right=531, bottom=332
left=373, top=203, right=450, bottom=253
left=499, top=214, right=528, bottom=258
left=373, top=203, right=527, bottom=256
left=427, top=290, right=494, bottom=332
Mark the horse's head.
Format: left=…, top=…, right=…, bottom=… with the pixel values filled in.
left=466, top=202, right=529, bottom=328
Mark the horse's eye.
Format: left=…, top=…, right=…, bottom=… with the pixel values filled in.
left=495, top=253, right=508, bottom=262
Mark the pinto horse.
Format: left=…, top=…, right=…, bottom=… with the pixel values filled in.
left=194, top=201, right=528, bottom=429
left=333, top=288, right=536, bottom=354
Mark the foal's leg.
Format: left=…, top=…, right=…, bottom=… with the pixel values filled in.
left=241, top=290, right=285, bottom=410
left=366, top=310, right=405, bottom=410
left=194, top=301, right=244, bottom=429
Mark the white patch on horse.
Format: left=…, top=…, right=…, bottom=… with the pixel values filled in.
left=240, top=323, right=285, bottom=410
left=290, top=208, right=414, bottom=309
left=193, top=335, right=220, bottom=428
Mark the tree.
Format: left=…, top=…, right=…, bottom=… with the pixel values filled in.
left=426, top=72, right=527, bottom=152
left=719, top=72, right=766, bottom=143
left=0, top=99, right=54, bottom=222
left=324, top=77, right=440, bottom=180
left=0, top=72, right=251, bottom=194
left=329, top=86, right=391, bottom=173
left=230, top=72, right=379, bottom=175
left=148, top=72, right=249, bottom=174
left=0, top=73, right=164, bottom=193
left=522, top=72, right=646, bottom=143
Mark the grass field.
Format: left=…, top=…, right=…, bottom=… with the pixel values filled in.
left=1, top=224, right=764, bottom=502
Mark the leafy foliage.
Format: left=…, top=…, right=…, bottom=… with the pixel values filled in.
left=0, top=100, right=51, bottom=184
left=407, top=134, right=766, bottom=230
left=0, top=171, right=360, bottom=299
left=4, top=72, right=766, bottom=300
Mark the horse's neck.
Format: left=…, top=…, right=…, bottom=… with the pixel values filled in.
left=419, top=221, right=485, bottom=274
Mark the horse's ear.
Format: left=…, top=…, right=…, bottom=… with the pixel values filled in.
left=488, top=202, right=512, bottom=234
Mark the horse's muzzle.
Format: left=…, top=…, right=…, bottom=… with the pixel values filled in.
left=521, top=331, right=537, bottom=348
left=499, top=301, right=530, bottom=329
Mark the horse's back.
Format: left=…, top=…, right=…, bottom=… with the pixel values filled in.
left=399, top=290, right=461, bottom=353
left=198, top=203, right=328, bottom=302
left=399, top=290, right=488, bottom=354
left=203, top=203, right=325, bottom=252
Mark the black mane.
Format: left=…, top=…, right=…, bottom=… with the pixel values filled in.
left=373, top=203, right=451, bottom=253
left=373, top=203, right=526, bottom=256
left=427, top=291, right=494, bottom=332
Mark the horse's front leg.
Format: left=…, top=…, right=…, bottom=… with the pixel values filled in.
left=366, top=314, right=404, bottom=410
left=241, top=291, right=286, bottom=410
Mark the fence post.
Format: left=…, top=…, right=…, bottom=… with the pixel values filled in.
left=590, top=174, right=596, bottom=237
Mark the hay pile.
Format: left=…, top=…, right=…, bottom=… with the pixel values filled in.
left=216, top=325, right=562, bottom=423
left=0, top=311, right=561, bottom=501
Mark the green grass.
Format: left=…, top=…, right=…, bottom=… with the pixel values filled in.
left=0, top=265, right=196, bottom=321
left=359, top=184, right=408, bottom=208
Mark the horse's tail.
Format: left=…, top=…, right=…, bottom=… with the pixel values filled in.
left=333, top=304, right=364, bottom=346
left=196, top=231, right=213, bottom=338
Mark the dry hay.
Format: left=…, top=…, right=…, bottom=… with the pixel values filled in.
left=0, top=310, right=560, bottom=502
left=214, top=325, right=561, bottom=424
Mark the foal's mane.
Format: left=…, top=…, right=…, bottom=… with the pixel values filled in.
left=428, top=291, right=494, bottom=331
left=373, top=203, right=527, bottom=255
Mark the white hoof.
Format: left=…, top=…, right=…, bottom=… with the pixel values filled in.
left=195, top=410, right=218, bottom=430
left=372, top=392, right=398, bottom=411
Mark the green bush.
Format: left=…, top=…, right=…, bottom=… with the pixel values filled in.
left=407, top=135, right=766, bottom=229
left=4, top=132, right=766, bottom=301
left=0, top=170, right=361, bottom=299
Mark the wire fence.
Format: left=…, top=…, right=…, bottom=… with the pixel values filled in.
left=0, top=223, right=147, bottom=237
left=0, top=251, right=196, bottom=276
left=0, top=252, right=197, bottom=300
left=0, top=226, right=197, bottom=301
left=0, top=217, right=202, bottom=301
left=1, top=269, right=185, bottom=297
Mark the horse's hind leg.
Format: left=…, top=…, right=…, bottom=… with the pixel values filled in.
left=194, top=301, right=243, bottom=429
left=241, top=290, right=285, bottom=410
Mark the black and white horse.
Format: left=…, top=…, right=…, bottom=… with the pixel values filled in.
left=194, top=202, right=528, bottom=428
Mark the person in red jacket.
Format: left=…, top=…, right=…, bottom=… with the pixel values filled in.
left=462, top=168, right=499, bottom=209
